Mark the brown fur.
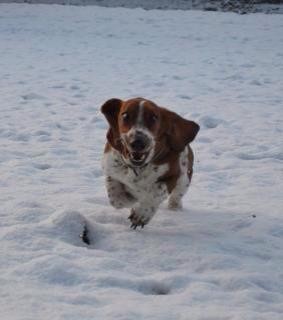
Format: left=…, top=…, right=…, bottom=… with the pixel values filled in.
left=101, top=97, right=199, bottom=193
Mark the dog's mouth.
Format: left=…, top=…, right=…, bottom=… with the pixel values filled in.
left=129, top=151, right=149, bottom=167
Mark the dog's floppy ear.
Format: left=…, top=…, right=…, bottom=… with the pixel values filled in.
left=101, top=98, right=122, bottom=130
left=161, top=107, right=200, bottom=152
left=101, top=98, right=123, bottom=151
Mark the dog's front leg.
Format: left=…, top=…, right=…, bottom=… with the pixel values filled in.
left=128, top=183, right=168, bottom=229
left=106, top=176, right=136, bottom=209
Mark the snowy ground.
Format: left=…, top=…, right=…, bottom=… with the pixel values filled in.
left=1, top=4, right=283, bottom=320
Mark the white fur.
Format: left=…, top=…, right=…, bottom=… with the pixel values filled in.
left=137, top=100, right=145, bottom=126
left=103, top=146, right=192, bottom=226
left=103, top=148, right=168, bottom=226
left=168, top=147, right=191, bottom=210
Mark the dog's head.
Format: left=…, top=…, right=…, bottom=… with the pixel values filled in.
left=101, top=98, right=199, bottom=167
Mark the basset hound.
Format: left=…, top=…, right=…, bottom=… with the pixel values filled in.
left=101, top=98, right=199, bottom=229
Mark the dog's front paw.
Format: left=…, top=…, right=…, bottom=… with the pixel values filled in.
left=128, top=208, right=151, bottom=229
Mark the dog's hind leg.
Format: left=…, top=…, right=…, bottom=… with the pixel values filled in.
left=168, top=174, right=190, bottom=210
left=168, top=146, right=194, bottom=210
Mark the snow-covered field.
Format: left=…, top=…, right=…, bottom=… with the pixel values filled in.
left=1, top=4, right=283, bottom=319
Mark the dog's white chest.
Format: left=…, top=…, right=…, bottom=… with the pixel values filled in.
left=103, top=150, right=168, bottom=193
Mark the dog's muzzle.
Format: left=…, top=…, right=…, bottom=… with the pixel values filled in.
left=126, top=131, right=152, bottom=167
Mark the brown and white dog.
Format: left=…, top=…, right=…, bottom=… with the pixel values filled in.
left=101, top=98, right=199, bottom=229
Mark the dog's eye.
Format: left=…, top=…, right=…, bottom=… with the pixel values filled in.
left=151, top=114, right=158, bottom=123
left=152, top=114, right=158, bottom=122
left=121, top=112, right=129, bottom=121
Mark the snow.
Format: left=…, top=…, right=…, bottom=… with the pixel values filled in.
left=1, top=3, right=283, bottom=319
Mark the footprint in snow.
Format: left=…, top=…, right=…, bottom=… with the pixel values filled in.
left=231, top=219, right=252, bottom=231
left=177, top=94, right=192, bottom=100
left=33, top=163, right=52, bottom=170
left=13, top=133, right=30, bottom=142
left=50, top=84, right=65, bottom=89
left=98, top=276, right=171, bottom=295
left=73, top=93, right=85, bottom=99
left=70, top=85, right=80, bottom=91
left=172, top=75, right=185, bottom=81
left=34, top=130, right=52, bottom=142
left=138, top=280, right=171, bottom=295
left=236, top=150, right=283, bottom=161
left=34, top=130, right=51, bottom=137
left=240, top=63, right=255, bottom=69
left=21, top=93, right=46, bottom=101
left=200, top=116, right=224, bottom=129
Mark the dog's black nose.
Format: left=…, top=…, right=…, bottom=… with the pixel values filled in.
left=130, top=138, right=147, bottom=152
